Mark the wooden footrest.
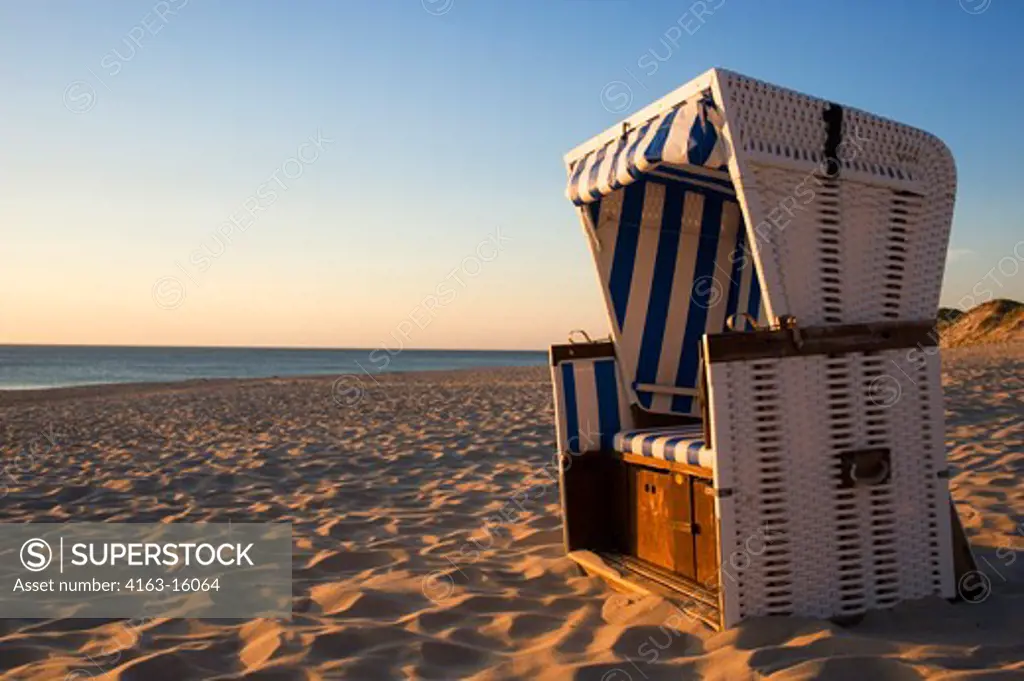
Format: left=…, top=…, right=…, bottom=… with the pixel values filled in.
left=569, top=550, right=722, bottom=630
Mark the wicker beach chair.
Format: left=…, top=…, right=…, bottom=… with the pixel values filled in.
left=550, top=68, right=977, bottom=630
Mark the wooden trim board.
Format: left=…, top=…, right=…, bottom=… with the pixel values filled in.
left=619, top=451, right=713, bottom=480
left=704, top=320, right=938, bottom=364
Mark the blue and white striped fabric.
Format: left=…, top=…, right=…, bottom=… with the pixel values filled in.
left=567, top=96, right=729, bottom=206
left=583, top=175, right=767, bottom=417
left=613, top=426, right=714, bottom=470
left=552, top=358, right=632, bottom=455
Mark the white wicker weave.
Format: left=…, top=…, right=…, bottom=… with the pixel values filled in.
left=711, top=69, right=956, bottom=325
left=707, top=348, right=954, bottom=626
left=702, top=70, right=956, bottom=626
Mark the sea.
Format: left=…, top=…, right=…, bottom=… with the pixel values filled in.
left=0, top=345, right=547, bottom=391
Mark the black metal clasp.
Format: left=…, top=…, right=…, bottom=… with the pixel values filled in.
left=823, top=102, right=844, bottom=177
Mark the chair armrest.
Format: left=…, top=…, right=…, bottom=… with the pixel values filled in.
left=550, top=342, right=633, bottom=454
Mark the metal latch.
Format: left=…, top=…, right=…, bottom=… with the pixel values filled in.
left=839, top=448, right=892, bottom=488
left=777, top=315, right=804, bottom=349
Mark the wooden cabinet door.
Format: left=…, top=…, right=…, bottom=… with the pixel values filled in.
left=692, top=478, right=719, bottom=590
left=670, top=473, right=696, bottom=579
left=631, top=467, right=674, bottom=571
left=627, top=465, right=718, bottom=586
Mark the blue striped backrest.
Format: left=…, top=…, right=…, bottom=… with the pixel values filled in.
left=551, top=357, right=632, bottom=454
left=582, top=174, right=767, bottom=417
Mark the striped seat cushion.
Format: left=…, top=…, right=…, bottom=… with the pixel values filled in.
left=613, top=426, right=715, bottom=470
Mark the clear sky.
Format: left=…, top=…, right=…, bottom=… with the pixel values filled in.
left=1, top=0, right=1021, bottom=350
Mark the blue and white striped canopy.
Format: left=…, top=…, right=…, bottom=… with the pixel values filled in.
left=583, top=177, right=766, bottom=417
left=566, top=95, right=730, bottom=206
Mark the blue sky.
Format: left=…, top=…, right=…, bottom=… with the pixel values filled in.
left=1, top=0, right=1021, bottom=349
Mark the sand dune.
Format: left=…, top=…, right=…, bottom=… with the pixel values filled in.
left=0, top=348, right=1022, bottom=680
left=940, top=299, right=1024, bottom=348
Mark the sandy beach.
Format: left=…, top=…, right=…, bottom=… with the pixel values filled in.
left=0, top=345, right=1022, bottom=680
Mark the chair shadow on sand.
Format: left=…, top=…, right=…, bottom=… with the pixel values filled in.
left=733, top=542, right=1024, bottom=679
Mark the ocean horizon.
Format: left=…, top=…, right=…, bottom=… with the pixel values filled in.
left=0, top=344, right=547, bottom=391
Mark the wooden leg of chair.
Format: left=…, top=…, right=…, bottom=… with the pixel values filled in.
left=830, top=613, right=866, bottom=627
